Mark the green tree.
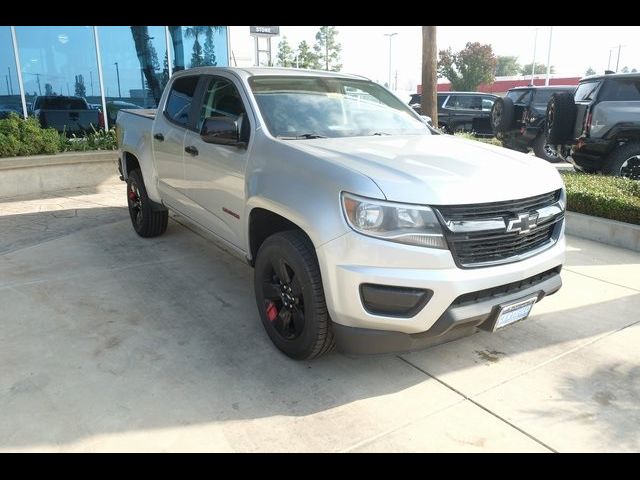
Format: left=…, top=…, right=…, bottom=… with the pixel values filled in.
left=276, top=36, right=295, bottom=67
left=297, top=40, right=320, bottom=69
left=131, top=26, right=163, bottom=104
left=495, top=55, right=520, bottom=76
left=632, top=68, right=638, bottom=73
left=438, top=42, right=497, bottom=91
left=203, top=26, right=223, bottom=66
left=313, top=26, right=342, bottom=71
left=185, top=26, right=206, bottom=68
left=520, top=63, right=555, bottom=75
left=44, top=83, right=54, bottom=96
left=74, top=74, right=86, bottom=97
left=585, top=66, right=596, bottom=76
left=621, top=66, right=629, bottom=73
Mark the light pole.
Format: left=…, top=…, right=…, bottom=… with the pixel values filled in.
left=7, top=67, right=13, bottom=95
left=545, top=26, right=553, bottom=86
left=114, top=62, right=121, bottom=98
left=530, top=27, right=540, bottom=84
left=384, top=32, right=398, bottom=90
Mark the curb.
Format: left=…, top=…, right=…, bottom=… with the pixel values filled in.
left=566, top=211, right=640, bottom=252
left=0, top=151, right=119, bottom=199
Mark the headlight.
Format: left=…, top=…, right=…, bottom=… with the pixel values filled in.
left=341, top=193, right=447, bottom=249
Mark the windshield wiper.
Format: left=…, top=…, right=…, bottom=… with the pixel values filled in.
left=277, top=133, right=327, bottom=140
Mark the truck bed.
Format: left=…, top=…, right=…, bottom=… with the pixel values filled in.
left=120, top=109, right=156, bottom=120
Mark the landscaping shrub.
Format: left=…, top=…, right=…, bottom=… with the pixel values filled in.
left=0, top=113, right=59, bottom=157
left=0, top=112, right=117, bottom=158
left=561, top=171, right=640, bottom=225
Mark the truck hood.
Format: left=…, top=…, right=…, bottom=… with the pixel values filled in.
left=288, top=134, right=564, bottom=205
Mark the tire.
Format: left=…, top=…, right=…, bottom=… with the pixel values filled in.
left=603, top=142, right=640, bottom=180
left=546, top=92, right=576, bottom=145
left=532, top=133, right=562, bottom=163
left=126, top=169, right=168, bottom=237
left=254, top=230, right=335, bottom=360
left=490, top=97, right=515, bottom=134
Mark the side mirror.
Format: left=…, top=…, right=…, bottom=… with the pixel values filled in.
left=200, top=116, right=240, bottom=146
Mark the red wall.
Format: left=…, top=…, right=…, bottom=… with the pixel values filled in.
left=421, top=76, right=581, bottom=94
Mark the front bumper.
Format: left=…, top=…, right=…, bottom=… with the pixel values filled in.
left=316, top=227, right=565, bottom=353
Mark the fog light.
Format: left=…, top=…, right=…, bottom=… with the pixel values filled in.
left=360, top=284, right=433, bottom=318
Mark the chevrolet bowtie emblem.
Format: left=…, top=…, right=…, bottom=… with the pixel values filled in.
left=506, top=212, right=539, bottom=234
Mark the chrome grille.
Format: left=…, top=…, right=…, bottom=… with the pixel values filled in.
left=437, top=190, right=560, bottom=221
left=435, top=190, right=564, bottom=268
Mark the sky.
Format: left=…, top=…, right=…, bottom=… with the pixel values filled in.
left=229, top=26, right=640, bottom=92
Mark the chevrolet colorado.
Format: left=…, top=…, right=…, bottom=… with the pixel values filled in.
left=116, top=67, right=566, bottom=360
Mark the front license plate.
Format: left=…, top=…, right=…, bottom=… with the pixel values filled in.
left=493, top=296, right=538, bottom=331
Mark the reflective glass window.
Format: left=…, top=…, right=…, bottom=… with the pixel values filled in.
left=168, top=26, right=228, bottom=72
left=0, top=27, right=22, bottom=118
left=97, top=26, right=168, bottom=126
left=15, top=26, right=102, bottom=114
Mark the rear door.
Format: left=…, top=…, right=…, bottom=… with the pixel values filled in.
left=152, top=74, right=201, bottom=205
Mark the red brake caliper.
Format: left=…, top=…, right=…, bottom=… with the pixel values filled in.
left=266, top=301, right=279, bottom=322
left=128, top=188, right=137, bottom=201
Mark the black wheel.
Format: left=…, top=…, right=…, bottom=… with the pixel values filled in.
left=490, top=97, right=515, bottom=134
left=254, top=230, right=335, bottom=360
left=603, top=142, right=640, bottom=180
left=532, top=133, right=562, bottom=163
left=127, top=169, right=168, bottom=237
left=546, top=92, right=576, bottom=145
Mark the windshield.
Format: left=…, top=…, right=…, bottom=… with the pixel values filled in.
left=249, top=76, right=430, bottom=139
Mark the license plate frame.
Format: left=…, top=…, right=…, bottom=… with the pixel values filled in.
left=490, top=295, right=538, bottom=332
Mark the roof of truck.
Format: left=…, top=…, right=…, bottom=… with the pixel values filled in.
left=170, top=66, right=369, bottom=81
left=580, top=72, right=640, bottom=82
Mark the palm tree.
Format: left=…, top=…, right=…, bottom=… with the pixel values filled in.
left=130, top=26, right=163, bottom=105
left=185, top=26, right=207, bottom=68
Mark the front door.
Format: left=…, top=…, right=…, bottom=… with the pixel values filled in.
left=181, top=75, right=251, bottom=250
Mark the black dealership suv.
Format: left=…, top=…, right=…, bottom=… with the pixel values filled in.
left=490, top=86, right=575, bottom=162
left=545, top=73, right=640, bottom=179
left=409, top=92, right=497, bottom=135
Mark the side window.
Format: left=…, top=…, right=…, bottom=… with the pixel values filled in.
left=198, top=76, right=249, bottom=141
left=437, top=95, right=447, bottom=108
left=444, top=95, right=458, bottom=108
left=165, top=75, right=199, bottom=127
left=482, top=96, right=495, bottom=111
left=600, top=79, right=640, bottom=101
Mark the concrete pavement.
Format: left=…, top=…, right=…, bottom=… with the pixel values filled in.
left=1, top=181, right=638, bottom=452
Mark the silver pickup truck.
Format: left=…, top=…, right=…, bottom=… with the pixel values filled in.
left=116, top=67, right=566, bottom=360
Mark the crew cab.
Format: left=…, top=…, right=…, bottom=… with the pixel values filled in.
left=546, top=72, right=640, bottom=179
left=116, top=67, right=566, bottom=360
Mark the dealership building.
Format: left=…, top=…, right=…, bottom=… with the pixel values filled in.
left=0, top=26, right=230, bottom=128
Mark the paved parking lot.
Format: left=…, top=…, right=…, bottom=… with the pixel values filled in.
left=1, top=181, right=638, bottom=452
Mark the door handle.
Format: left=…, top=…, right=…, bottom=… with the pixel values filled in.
left=184, top=145, right=199, bottom=156
left=153, top=133, right=164, bottom=141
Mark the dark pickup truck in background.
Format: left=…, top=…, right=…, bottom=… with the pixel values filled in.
left=32, top=95, right=103, bottom=135
left=410, top=92, right=497, bottom=136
